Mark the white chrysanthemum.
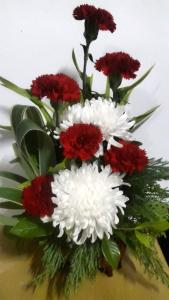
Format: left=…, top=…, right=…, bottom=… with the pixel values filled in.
left=59, top=98, right=135, bottom=148
left=51, top=163, right=129, bottom=245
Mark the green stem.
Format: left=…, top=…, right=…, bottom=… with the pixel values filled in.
left=112, top=88, right=120, bottom=104
left=116, top=227, right=136, bottom=232
left=82, top=41, right=91, bottom=99
left=30, top=97, right=53, bottom=127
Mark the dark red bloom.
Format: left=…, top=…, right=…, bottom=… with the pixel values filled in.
left=73, top=4, right=116, bottom=33
left=31, top=73, right=81, bottom=102
left=95, top=52, right=140, bottom=79
left=73, top=4, right=97, bottom=20
left=22, top=175, right=55, bottom=217
left=60, top=123, right=102, bottom=160
left=104, top=140, right=148, bottom=174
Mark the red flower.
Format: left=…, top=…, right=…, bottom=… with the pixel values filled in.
left=22, top=176, right=55, bottom=217
left=60, top=123, right=102, bottom=160
left=73, top=4, right=116, bottom=33
left=73, top=4, right=97, bottom=20
left=31, top=73, right=80, bottom=102
left=104, top=140, right=148, bottom=174
left=95, top=52, right=140, bottom=79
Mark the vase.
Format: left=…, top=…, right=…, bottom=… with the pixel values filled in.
left=0, top=228, right=168, bottom=300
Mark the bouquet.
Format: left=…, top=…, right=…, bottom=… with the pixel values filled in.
left=0, top=3, right=169, bottom=298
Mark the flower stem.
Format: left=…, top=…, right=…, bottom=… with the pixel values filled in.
left=82, top=41, right=91, bottom=99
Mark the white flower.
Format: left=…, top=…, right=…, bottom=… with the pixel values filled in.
left=59, top=98, right=135, bottom=148
left=51, top=163, right=129, bottom=245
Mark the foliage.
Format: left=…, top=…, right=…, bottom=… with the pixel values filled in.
left=125, top=233, right=169, bottom=287
left=31, top=239, right=101, bottom=297
left=120, top=159, right=169, bottom=229
left=0, top=3, right=169, bottom=298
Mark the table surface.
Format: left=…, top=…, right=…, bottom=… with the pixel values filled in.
left=0, top=229, right=169, bottom=300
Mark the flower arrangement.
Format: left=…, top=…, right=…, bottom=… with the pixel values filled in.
left=0, top=3, right=169, bottom=298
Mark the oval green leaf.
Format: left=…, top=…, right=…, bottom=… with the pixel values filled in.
left=10, top=217, right=53, bottom=238
left=101, top=237, right=120, bottom=269
left=0, top=187, right=22, bottom=206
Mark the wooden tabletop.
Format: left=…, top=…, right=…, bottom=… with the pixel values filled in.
left=0, top=229, right=169, bottom=300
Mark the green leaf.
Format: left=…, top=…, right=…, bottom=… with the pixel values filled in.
left=10, top=158, right=20, bottom=164
left=0, top=171, right=27, bottom=183
left=101, top=238, right=120, bottom=269
left=118, top=89, right=133, bottom=105
left=11, top=105, right=28, bottom=133
left=0, top=125, right=11, bottom=131
left=0, top=202, right=22, bottom=209
left=16, top=118, right=56, bottom=175
left=0, top=76, right=31, bottom=99
left=131, top=106, right=159, bottom=132
left=0, top=187, right=22, bottom=206
left=49, top=158, right=68, bottom=173
left=11, top=106, right=56, bottom=178
left=86, top=74, right=93, bottom=91
left=10, top=217, right=53, bottom=238
left=135, top=231, right=154, bottom=249
left=105, top=77, right=110, bottom=99
left=25, top=106, right=45, bottom=128
left=88, top=53, right=94, bottom=63
left=0, top=79, right=52, bottom=126
left=12, top=143, right=36, bottom=180
left=0, top=215, right=18, bottom=226
left=118, top=66, right=154, bottom=104
left=18, top=180, right=30, bottom=190
left=136, top=221, right=169, bottom=233
left=72, top=49, right=83, bottom=79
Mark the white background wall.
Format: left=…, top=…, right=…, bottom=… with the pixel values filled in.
left=0, top=0, right=169, bottom=173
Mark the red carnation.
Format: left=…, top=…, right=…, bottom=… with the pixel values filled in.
left=31, top=73, right=80, bottom=102
left=104, top=140, right=148, bottom=174
left=73, top=4, right=97, bottom=20
left=95, top=52, right=140, bottom=79
left=73, top=4, right=116, bottom=33
left=60, top=123, right=102, bottom=161
left=22, top=175, right=55, bottom=217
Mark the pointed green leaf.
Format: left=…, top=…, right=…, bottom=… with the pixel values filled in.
left=118, top=66, right=154, bottom=104
left=135, top=231, right=154, bottom=248
left=0, top=171, right=27, bottom=183
left=131, top=106, right=159, bottom=132
left=119, top=89, right=133, bottom=105
left=10, top=158, right=20, bottom=164
left=0, top=78, right=52, bottom=125
left=0, top=215, right=18, bottom=226
left=0, top=187, right=22, bottom=206
left=136, top=221, right=169, bottom=233
left=101, top=238, right=120, bottom=269
left=105, top=77, right=110, bottom=99
left=0, top=76, right=31, bottom=99
left=88, top=53, right=94, bottom=63
left=72, top=49, right=83, bottom=79
left=0, top=125, right=11, bottom=131
left=133, top=106, right=159, bottom=124
left=10, top=217, right=53, bottom=238
left=49, top=158, right=68, bottom=173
